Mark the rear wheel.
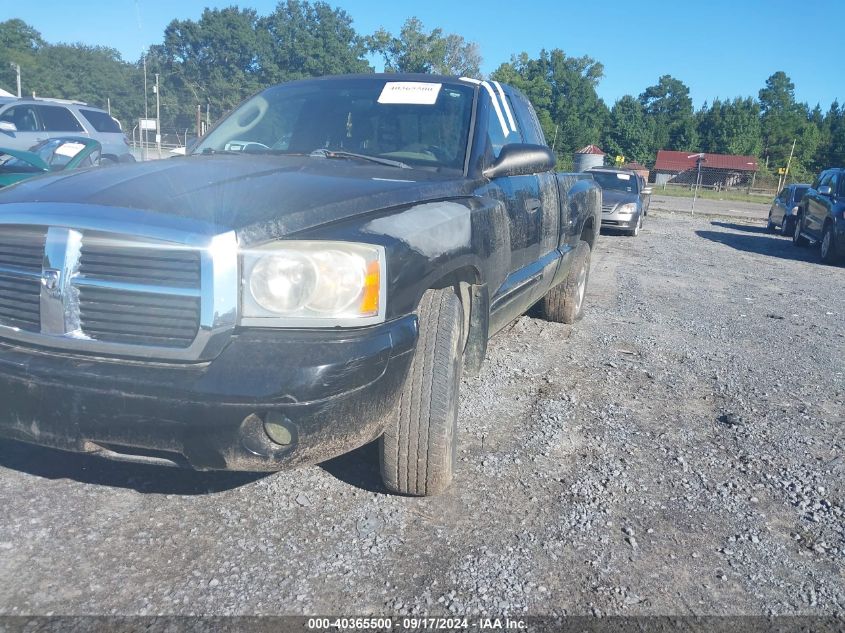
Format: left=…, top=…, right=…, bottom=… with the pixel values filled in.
left=767, top=212, right=777, bottom=232
left=793, top=215, right=810, bottom=247
left=539, top=240, right=591, bottom=324
left=380, top=288, right=463, bottom=496
left=820, top=223, right=841, bottom=264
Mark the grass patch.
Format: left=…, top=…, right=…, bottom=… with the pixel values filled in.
left=650, top=185, right=771, bottom=205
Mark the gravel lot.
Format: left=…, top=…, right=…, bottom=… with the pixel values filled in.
left=0, top=212, right=842, bottom=617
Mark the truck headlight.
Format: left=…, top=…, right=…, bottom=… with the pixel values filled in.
left=240, top=241, right=386, bottom=327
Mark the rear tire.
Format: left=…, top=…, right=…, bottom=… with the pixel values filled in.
left=380, top=288, right=463, bottom=496
left=539, top=240, right=591, bottom=324
left=820, top=223, right=841, bottom=264
left=793, top=215, right=810, bottom=247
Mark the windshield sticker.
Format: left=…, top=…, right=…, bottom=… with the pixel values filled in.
left=55, top=142, right=85, bottom=158
left=616, top=173, right=631, bottom=180
left=378, top=82, right=442, bottom=105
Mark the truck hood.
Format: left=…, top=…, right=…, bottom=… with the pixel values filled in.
left=0, top=155, right=475, bottom=245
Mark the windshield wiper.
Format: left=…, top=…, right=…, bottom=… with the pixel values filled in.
left=309, top=148, right=410, bottom=169
left=198, top=148, right=244, bottom=156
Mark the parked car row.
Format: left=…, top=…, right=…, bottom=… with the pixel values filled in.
left=768, top=169, right=845, bottom=265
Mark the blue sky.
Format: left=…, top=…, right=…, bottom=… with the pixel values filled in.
left=3, top=0, right=842, bottom=111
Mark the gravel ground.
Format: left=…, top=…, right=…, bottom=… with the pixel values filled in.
left=0, top=213, right=842, bottom=617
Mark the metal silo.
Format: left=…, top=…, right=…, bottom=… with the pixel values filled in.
left=573, top=145, right=606, bottom=172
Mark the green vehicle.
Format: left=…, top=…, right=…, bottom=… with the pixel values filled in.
left=0, top=136, right=102, bottom=188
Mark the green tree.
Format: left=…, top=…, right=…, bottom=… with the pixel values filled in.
left=154, top=7, right=267, bottom=121
left=260, top=1, right=371, bottom=81
left=758, top=71, right=819, bottom=174
left=491, top=49, right=609, bottom=162
left=639, top=75, right=697, bottom=151
left=697, top=97, right=761, bottom=156
left=367, top=17, right=481, bottom=76
left=0, top=19, right=45, bottom=95
left=602, top=95, right=655, bottom=165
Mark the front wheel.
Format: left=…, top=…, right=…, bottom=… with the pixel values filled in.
left=628, top=214, right=642, bottom=237
left=820, top=223, right=841, bottom=264
left=780, top=215, right=793, bottom=236
left=380, top=288, right=463, bottom=496
left=539, top=240, right=591, bottom=324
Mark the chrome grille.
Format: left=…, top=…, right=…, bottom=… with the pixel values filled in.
left=0, top=229, right=46, bottom=332
left=76, top=236, right=202, bottom=348
left=0, top=209, right=238, bottom=362
left=79, top=241, right=201, bottom=287
left=601, top=203, right=616, bottom=214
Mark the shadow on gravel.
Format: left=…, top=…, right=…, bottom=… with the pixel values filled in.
left=0, top=438, right=265, bottom=494
left=710, top=221, right=770, bottom=234
left=320, top=440, right=386, bottom=494
left=696, top=229, right=820, bottom=263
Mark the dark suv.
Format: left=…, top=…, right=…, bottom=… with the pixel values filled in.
left=793, top=168, right=845, bottom=264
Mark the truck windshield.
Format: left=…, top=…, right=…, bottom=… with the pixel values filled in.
left=195, top=78, right=475, bottom=172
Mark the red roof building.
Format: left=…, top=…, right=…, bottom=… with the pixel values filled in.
left=653, top=150, right=758, bottom=188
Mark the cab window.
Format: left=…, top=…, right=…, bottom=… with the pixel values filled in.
left=485, top=93, right=522, bottom=159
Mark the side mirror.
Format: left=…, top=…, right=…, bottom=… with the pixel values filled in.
left=483, top=144, right=556, bottom=179
left=642, top=187, right=653, bottom=195
left=0, top=121, right=17, bottom=133
left=819, top=185, right=833, bottom=196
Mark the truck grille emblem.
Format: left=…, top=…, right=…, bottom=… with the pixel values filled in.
left=41, top=269, right=62, bottom=295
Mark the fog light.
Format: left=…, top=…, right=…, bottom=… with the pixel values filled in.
left=263, top=411, right=293, bottom=446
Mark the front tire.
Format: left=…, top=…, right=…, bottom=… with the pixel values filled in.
left=539, top=240, right=591, bottom=324
left=820, top=223, right=841, bottom=264
left=628, top=214, right=642, bottom=237
left=380, top=288, right=463, bottom=496
left=781, top=215, right=793, bottom=236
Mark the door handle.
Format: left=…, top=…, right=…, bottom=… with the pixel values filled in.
left=525, top=197, right=542, bottom=213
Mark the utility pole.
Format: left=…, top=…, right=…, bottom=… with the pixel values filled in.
left=142, top=53, right=149, bottom=162
left=778, top=139, right=797, bottom=192
left=9, top=63, right=21, bottom=98
left=688, top=153, right=705, bottom=216
left=155, top=73, right=161, bottom=159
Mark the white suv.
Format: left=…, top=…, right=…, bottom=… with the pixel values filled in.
left=0, top=97, right=133, bottom=164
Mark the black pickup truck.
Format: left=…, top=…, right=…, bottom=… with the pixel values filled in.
left=0, top=74, right=600, bottom=495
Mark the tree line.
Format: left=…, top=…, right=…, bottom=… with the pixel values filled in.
left=1, top=2, right=843, bottom=182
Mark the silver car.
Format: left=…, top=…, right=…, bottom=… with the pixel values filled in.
left=590, top=167, right=651, bottom=237
left=0, top=97, right=133, bottom=164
